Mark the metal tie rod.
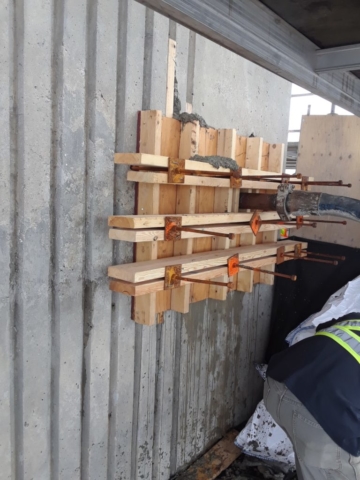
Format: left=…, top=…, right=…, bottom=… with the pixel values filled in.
left=175, top=276, right=233, bottom=289
left=177, top=226, right=235, bottom=240
left=284, top=253, right=338, bottom=266
left=238, top=264, right=297, bottom=281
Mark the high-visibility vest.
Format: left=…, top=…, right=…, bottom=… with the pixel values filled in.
left=315, top=320, right=360, bottom=364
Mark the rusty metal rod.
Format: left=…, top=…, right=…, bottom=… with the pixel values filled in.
left=291, top=222, right=317, bottom=228
left=130, top=165, right=302, bottom=180
left=284, top=253, right=338, bottom=266
left=176, top=276, right=233, bottom=288
left=305, top=252, right=346, bottom=261
left=239, top=174, right=302, bottom=180
left=178, top=170, right=298, bottom=181
left=307, top=218, right=347, bottom=225
left=132, top=165, right=235, bottom=177
left=177, top=226, right=235, bottom=240
left=236, top=264, right=297, bottom=281
left=300, top=257, right=338, bottom=266
left=259, top=219, right=317, bottom=228
left=131, top=165, right=300, bottom=181
left=132, top=166, right=351, bottom=188
left=257, top=179, right=352, bottom=187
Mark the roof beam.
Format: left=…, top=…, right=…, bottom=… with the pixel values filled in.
left=316, top=44, right=360, bottom=73
left=136, top=0, right=360, bottom=115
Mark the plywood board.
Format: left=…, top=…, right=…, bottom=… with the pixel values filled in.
left=297, top=115, right=360, bottom=248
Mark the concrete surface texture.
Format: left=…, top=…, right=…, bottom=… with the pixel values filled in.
left=0, top=0, right=291, bottom=479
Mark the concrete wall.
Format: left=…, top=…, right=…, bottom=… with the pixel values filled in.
left=0, top=1, right=291, bottom=479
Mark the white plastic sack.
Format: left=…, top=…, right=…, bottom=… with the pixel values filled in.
left=235, top=399, right=295, bottom=471
left=235, top=275, right=360, bottom=471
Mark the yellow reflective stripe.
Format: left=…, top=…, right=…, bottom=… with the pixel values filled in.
left=316, top=331, right=360, bottom=364
left=336, top=320, right=360, bottom=326
left=337, top=326, right=360, bottom=344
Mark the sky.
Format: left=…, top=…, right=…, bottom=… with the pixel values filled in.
left=288, top=84, right=353, bottom=143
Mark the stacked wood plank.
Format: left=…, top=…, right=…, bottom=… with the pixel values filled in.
left=108, top=110, right=299, bottom=325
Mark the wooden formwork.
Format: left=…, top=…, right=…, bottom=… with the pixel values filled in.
left=109, top=110, right=295, bottom=325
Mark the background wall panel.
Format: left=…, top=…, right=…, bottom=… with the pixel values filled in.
left=297, top=115, right=360, bottom=248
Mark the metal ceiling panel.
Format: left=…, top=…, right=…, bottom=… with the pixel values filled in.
left=136, top=0, right=360, bottom=115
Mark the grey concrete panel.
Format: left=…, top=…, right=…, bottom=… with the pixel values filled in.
left=107, top=1, right=145, bottom=479
left=50, top=1, right=87, bottom=478
left=16, top=1, right=53, bottom=478
left=132, top=324, right=157, bottom=479
left=171, top=286, right=274, bottom=474
left=132, top=10, right=170, bottom=480
left=193, top=301, right=211, bottom=458
left=0, top=1, right=290, bottom=477
left=182, top=304, right=205, bottom=465
left=0, top=1, right=13, bottom=478
left=148, top=12, right=168, bottom=112
left=81, top=0, right=118, bottom=478
left=193, top=36, right=291, bottom=143
left=152, top=313, right=177, bottom=480
left=193, top=34, right=291, bottom=143
left=175, top=24, right=189, bottom=111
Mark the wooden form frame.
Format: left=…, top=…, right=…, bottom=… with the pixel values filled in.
left=111, top=110, right=289, bottom=325
left=108, top=240, right=307, bottom=293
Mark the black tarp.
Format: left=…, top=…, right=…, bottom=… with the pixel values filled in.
left=266, top=236, right=360, bottom=361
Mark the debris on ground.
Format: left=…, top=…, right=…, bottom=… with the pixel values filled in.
left=190, top=154, right=239, bottom=171
left=219, top=454, right=297, bottom=480
left=171, top=430, right=241, bottom=480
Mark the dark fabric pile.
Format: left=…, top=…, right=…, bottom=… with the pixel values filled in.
left=219, top=454, right=297, bottom=480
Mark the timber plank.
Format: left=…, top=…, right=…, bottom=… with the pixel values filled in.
left=191, top=127, right=218, bottom=302
left=108, top=223, right=295, bottom=242
left=175, top=429, right=241, bottom=480
left=171, top=121, right=199, bottom=313
left=165, top=38, right=176, bottom=117
left=155, top=116, right=181, bottom=313
left=115, top=151, right=281, bottom=176
left=109, top=252, right=296, bottom=297
left=269, top=143, right=285, bottom=173
left=261, top=142, right=270, bottom=171
left=259, top=230, right=278, bottom=286
left=108, top=211, right=280, bottom=229
left=209, top=128, right=237, bottom=300
left=134, top=110, right=162, bottom=325
left=236, top=233, right=256, bottom=292
left=245, top=137, right=263, bottom=170
left=126, top=170, right=284, bottom=190
left=108, top=241, right=307, bottom=283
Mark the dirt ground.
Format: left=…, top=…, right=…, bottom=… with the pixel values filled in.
left=218, top=454, right=297, bottom=480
